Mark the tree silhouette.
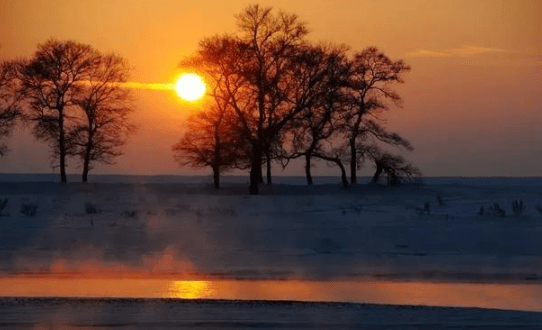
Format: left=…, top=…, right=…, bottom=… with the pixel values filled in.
left=344, top=47, right=410, bottom=184
left=179, top=7, right=418, bottom=191
left=15, top=40, right=134, bottom=182
left=0, top=61, right=21, bottom=156
left=184, top=5, right=316, bottom=194
left=16, top=40, right=97, bottom=182
left=360, top=144, right=421, bottom=185
left=69, top=53, right=135, bottom=182
left=173, top=103, right=249, bottom=189
left=279, top=45, right=350, bottom=185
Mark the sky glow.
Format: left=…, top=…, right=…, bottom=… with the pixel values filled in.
left=0, top=0, right=540, bottom=176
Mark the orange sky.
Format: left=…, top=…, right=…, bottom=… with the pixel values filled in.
left=1, top=0, right=541, bottom=177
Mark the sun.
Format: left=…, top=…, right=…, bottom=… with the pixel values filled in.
left=174, top=73, right=206, bottom=102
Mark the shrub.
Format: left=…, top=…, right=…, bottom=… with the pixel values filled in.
left=511, top=199, right=526, bottom=217
left=0, top=198, right=8, bottom=216
left=415, top=202, right=431, bottom=215
left=487, top=203, right=505, bottom=218
left=20, top=203, right=37, bottom=217
left=120, top=210, right=137, bottom=218
left=85, top=202, right=98, bottom=214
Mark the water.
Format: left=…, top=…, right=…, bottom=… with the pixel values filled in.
left=1, top=297, right=542, bottom=330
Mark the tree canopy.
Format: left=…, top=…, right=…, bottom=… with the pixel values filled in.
left=13, top=39, right=134, bottom=182
left=174, top=5, right=419, bottom=193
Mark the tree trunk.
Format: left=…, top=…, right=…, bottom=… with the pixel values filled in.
left=313, top=154, right=348, bottom=189
left=82, top=159, right=90, bottom=183
left=249, top=142, right=263, bottom=195
left=266, top=149, right=272, bottom=185
left=371, top=162, right=383, bottom=183
left=337, top=160, right=349, bottom=189
left=58, top=109, right=67, bottom=183
left=213, top=130, right=221, bottom=189
left=212, top=164, right=220, bottom=189
left=82, top=131, right=92, bottom=183
left=349, top=138, right=356, bottom=184
left=305, top=153, right=313, bottom=185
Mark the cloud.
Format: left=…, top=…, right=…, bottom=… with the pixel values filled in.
left=405, top=45, right=522, bottom=58
left=121, top=81, right=174, bottom=90
left=78, top=81, right=175, bottom=91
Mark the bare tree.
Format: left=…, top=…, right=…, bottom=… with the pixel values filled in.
left=180, top=8, right=417, bottom=191
left=235, top=5, right=309, bottom=189
left=185, top=5, right=314, bottom=194
left=70, top=53, right=135, bottom=182
left=344, top=47, right=410, bottom=184
left=0, top=61, right=21, bottom=156
left=360, top=144, right=421, bottom=185
left=172, top=103, right=249, bottom=189
left=16, top=40, right=97, bottom=182
left=15, top=40, right=133, bottom=182
left=280, top=44, right=350, bottom=185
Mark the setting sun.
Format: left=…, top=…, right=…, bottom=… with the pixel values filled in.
left=174, top=73, right=206, bottom=102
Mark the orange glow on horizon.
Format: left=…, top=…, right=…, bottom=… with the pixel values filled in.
left=2, top=275, right=542, bottom=312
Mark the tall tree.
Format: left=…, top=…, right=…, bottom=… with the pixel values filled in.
left=344, top=47, right=410, bottom=184
left=185, top=5, right=313, bottom=194
left=236, top=5, right=308, bottom=188
left=16, top=40, right=96, bottom=182
left=0, top=61, right=21, bottom=156
left=70, top=53, right=135, bottom=182
left=180, top=8, right=417, bottom=191
left=15, top=40, right=134, bottom=182
left=279, top=44, right=350, bottom=185
left=172, top=103, right=249, bottom=189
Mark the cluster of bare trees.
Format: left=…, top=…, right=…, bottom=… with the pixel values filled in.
left=0, top=59, right=21, bottom=157
left=0, top=40, right=135, bottom=182
left=173, top=5, right=420, bottom=193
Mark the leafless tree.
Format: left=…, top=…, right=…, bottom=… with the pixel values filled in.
left=0, top=61, right=21, bottom=156
left=184, top=5, right=314, bottom=194
left=15, top=40, right=134, bottom=182
left=359, top=144, right=421, bottom=185
left=279, top=44, right=350, bottom=185
left=344, top=47, right=410, bottom=184
left=70, top=53, right=135, bottom=182
left=16, top=40, right=97, bottom=182
left=180, top=8, right=417, bottom=191
left=172, top=103, right=249, bottom=189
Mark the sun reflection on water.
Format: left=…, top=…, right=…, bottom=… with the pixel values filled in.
left=166, top=280, right=216, bottom=299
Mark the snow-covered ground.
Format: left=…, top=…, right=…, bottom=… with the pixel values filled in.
left=1, top=175, right=542, bottom=283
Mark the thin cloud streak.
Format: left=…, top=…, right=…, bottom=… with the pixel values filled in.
left=121, top=82, right=174, bottom=90
left=405, top=45, right=522, bottom=58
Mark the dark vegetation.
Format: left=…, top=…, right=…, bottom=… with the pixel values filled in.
left=20, top=202, right=37, bottom=217
left=0, top=5, right=419, bottom=193
left=85, top=202, right=98, bottom=214
left=173, top=5, right=420, bottom=193
left=0, top=198, right=8, bottom=216
left=0, top=40, right=135, bottom=182
left=0, top=61, right=21, bottom=156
